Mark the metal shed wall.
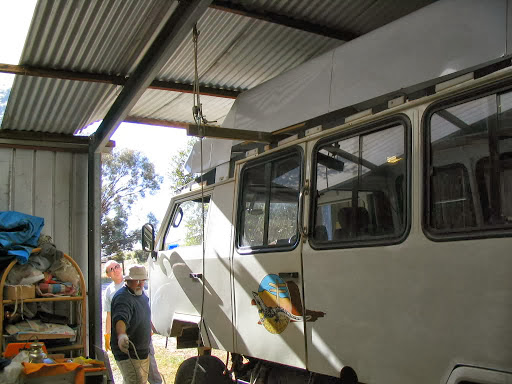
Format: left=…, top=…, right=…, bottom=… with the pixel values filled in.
left=0, top=147, right=88, bottom=279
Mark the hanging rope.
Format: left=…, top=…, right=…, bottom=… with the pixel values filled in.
left=191, top=23, right=213, bottom=384
left=192, top=25, right=212, bottom=128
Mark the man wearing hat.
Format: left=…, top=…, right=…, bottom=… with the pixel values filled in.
left=111, top=264, right=152, bottom=384
left=103, top=261, right=162, bottom=383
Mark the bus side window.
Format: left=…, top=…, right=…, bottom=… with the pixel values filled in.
left=163, top=196, right=210, bottom=250
left=427, top=90, right=512, bottom=234
left=312, top=121, right=408, bottom=245
left=430, top=164, right=475, bottom=230
left=237, top=149, right=302, bottom=251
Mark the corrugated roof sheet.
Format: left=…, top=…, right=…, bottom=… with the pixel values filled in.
left=1, top=0, right=437, bottom=135
left=234, top=0, right=438, bottom=36
left=2, top=76, right=119, bottom=133
left=22, top=0, right=174, bottom=74
left=133, top=89, right=235, bottom=125
left=158, top=8, right=341, bottom=88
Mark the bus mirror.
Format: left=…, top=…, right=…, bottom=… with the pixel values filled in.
left=173, top=207, right=184, bottom=227
left=142, top=223, right=155, bottom=254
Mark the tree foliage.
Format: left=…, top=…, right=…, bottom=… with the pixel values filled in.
left=183, top=202, right=208, bottom=246
left=101, top=149, right=163, bottom=257
left=168, top=138, right=197, bottom=194
left=146, top=211, right=159, bottom=233
left=166, top=139, right=210, bottom=247
left=0, top=87, right=10, bottom=123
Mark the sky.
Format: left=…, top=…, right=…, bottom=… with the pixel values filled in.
left=85, top=122, right=191, bottom=231
left=0, top=1, right=36, bottom=87
left=0, top=2, right=192, bottom=231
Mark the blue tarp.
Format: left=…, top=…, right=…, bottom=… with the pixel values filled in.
left=0, top=211, right=44, bottom=264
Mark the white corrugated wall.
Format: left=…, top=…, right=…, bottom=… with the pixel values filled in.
left=0, top=147, right=88, bottom=279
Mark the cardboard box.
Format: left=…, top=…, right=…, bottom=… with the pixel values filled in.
left=3, top=284, right=36, bottom=300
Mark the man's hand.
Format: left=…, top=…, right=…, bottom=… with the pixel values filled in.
left=104, top=334, right=111, bottom=351
left=118, top=333, right=130, bottom=353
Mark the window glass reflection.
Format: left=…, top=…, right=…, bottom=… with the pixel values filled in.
left=428, top=91, right=512, bottom=232
left=239, top=151, right=301, bottom=250
left=313, top=124, right=407, bottom=244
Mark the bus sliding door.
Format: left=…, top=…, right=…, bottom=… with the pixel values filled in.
left=232, top=145, right=309, bottom=369
left=302, top=116, right=411, bottom=380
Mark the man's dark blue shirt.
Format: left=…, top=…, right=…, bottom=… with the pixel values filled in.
left=110, top=285, right=151, bottom=361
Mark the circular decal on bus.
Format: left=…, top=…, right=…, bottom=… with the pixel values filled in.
left=251, top=274, right=325, bottom=334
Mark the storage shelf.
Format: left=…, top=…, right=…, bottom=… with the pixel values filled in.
left=1, top=253, right=87, bottom=357
left=2, top=296, right=84, bottom=305
left=47, top=343, right=84, bottom=352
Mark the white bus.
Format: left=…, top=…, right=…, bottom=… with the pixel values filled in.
left=142, top=1, right=512, bottom=383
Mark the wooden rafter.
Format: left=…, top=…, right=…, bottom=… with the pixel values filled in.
left=0, top=63, right=240, bottom=99
left=124, top=116, right=279, bottom=143
left=210, top=0, right=359, bottom=41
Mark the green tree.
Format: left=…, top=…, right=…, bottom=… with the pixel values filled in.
left=0, top=88, right=10, bottom=123
left=101, top=149, right=163, bottom=257
left=168, top=138, right=197, bottom=194
left=168, top=139, right=210, bottom=246
left=146, top=211, right=159, bottom=233
left=183, top=202, right=208, bottom=246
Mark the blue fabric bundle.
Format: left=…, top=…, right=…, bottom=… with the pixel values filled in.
left=0, top=211, right=45, bottom=264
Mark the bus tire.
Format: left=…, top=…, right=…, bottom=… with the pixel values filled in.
left=175, top=355, right=232, bottom=384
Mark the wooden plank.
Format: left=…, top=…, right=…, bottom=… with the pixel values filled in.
left=187, top=124, right=274, bottom=142
left=12, top=333, right=74, bottom=340
left=210, top=0, right=358, bottom=41
left=47, top=344, right=84, bottom=352
left=13, top=149, right=34, bottom=215
left=54, top=152, right=72, bottom=253
left=125, top=116, right=189, bottom=129
left=0, top=148, right=12, bottom=211
left=2, top=296, right=84, bottom=305
left=0, top=63, right=240, bottom=99
left=34, top=151, right=54, bottom=238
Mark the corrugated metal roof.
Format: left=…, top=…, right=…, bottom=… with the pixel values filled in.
left=0, top=0, right=437, bottom=136
left=252, top=0, right=440, bottom=35
left=158, top=8, right=341, bottom=88
left=132, top=89, right=235, bottom=125
left=22, top=0, right=174, bottom=74
left=2, top=76, right=119, bottom=133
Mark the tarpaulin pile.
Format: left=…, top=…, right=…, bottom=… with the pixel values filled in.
left=0, top=211, right=44, bottom=265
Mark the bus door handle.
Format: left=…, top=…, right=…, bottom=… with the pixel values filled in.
left=190, top=273, right=203, bottom=280
left=298, top=180, right=310, bottom=239
left=279, top=272, right=299, bottom=279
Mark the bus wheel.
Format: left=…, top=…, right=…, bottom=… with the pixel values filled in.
left=175, top=355, right=232, bottom=384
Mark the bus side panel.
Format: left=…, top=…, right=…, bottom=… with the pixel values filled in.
left=149, top=245, right=203, bottom=336
left=303, top=236, right=512, bottom=384
left=203, top=181, right=236, bottom=352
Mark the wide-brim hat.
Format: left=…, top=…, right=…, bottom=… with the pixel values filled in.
left=124, top=264, right=148, bottom=280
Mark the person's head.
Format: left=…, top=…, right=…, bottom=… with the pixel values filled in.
left=105, top=260, right=123, bottom=284
left=124, top=264, right=148, bottom=296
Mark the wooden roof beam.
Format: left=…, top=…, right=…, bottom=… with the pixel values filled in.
left=0, top=63, right=240, bottom=99
left=124, top=116, right=277, bottom=143
left=210, top=0, right=359, bottom=41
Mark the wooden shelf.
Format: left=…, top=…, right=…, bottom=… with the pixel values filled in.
left=47, top=343, right=84, bottom=352
left=1, top=253, right=87, bottom=357
left=2, top=296, right=84, bottom=305
left=3, top=333, right=74, bottom=340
